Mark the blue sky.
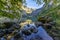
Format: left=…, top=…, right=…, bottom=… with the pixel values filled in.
left=25, top=0, right=44, bottom=9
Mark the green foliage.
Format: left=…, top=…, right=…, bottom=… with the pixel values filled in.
left=0, top=0, right=26, bottom=20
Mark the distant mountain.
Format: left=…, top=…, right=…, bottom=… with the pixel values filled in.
left=20, top=4, right=45, bottom=21
left=31, top=4, right=45, bottom=16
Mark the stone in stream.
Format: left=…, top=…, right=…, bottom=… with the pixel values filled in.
left=14, top=33, right=23, bottom=40
left=20, top=23, right=53, bottom=40
left=4, top=23, right=53, bottom=40
left=1, top=37, right=6, bottom=40
left=0, top=29, right=4, bottom=37
left=22, top=29, right=31, bottom=36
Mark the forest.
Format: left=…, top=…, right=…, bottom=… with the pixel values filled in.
left=0, top=0, right=60, bottom=40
